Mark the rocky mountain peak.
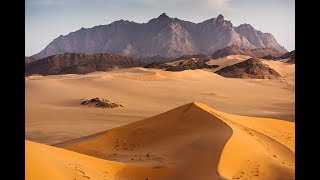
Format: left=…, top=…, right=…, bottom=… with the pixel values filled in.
left=217, top=14, right=224, bottom=21
left=238, top=23, right=254, bottom=29
left=159, top=13, right=170, bottom=18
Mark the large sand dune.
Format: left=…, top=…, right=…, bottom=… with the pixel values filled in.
left=26, top=61, right=294, bottom=145
left=26, top=102, right=294, bottom=180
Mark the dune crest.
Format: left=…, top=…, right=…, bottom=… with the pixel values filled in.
left=26, top=102, right=294, bottom=180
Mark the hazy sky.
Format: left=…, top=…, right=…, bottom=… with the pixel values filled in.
left=25, top=0, right=295, bottom=56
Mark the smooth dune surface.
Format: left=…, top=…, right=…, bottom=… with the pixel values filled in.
left=26, top=102, right=294, bottom=180
left=26, top=61, right=294, bottom=145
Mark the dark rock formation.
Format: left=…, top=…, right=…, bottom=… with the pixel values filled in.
left=215, top=58, right=281, bottom=79
left=25, top=52, right=144, bottom=76
left=81, top=98, right=123, bottom=108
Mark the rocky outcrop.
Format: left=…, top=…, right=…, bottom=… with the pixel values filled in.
left=81, top=98, right=123, bottom=108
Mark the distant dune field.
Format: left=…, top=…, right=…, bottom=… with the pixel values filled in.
left=26, top=58, right=294, bottom=145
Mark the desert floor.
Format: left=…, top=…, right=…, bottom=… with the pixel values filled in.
left=26, top=56, right=294, bottom=145
left=26, top=56, right=295, bottom=179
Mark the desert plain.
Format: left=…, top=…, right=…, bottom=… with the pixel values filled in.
left=26, top=55, right=295, bottom=179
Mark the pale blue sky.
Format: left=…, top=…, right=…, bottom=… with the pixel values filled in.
left=25, top=0, right=295, bottom=56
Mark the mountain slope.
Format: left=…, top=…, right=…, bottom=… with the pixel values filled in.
left=32, top=14, right=287, bottom=60
left=25, top=53, right=144, bottom=76
left=235, top=24, right=287, bottom=53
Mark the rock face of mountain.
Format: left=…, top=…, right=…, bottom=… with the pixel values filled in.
left=32, top=13, right=287, bottom=60
left=211, top=45, right=283, bottom=59
left=145, top=58, right=219, bottom=71
left=25, top=53, right=144, bottom=76
left=25, top=56, right=36, bottom=64
left=235, top=24, right=287, bottom=53
left=215, top=58, right=281, bottom=79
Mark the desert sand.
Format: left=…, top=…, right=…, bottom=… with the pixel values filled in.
left=26, top=56, right=294, bottom=145
left=26, top=55, right=295, bottom=179
left=26, top=102, right=294, bottom=180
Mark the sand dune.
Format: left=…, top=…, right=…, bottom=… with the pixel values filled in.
left=26, top=102, right=294, bottom=180
left=262, top=60, right=295, bottom=78
left=26, top=140, right=174, bottom=180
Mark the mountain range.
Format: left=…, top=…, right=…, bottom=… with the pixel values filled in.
left=32, top=13, right=287, bottom=59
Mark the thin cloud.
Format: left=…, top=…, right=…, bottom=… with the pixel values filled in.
left=30, top=0, right=65, bottom=5
left=130, top=0, right=236, bottom=12
left=200, top=0, right=236, bottom=11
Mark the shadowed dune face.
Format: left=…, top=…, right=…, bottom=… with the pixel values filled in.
left=63, top=103, right=233, bottom=179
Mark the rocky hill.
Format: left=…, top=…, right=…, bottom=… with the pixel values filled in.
left=215, top=58, right=281, bottom=79
left=25, top=53, right=144, bottom=76
left=211, top=45, right=284, bottom=59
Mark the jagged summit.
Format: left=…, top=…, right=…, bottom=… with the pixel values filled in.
left=159, top=13, right=169, bottom=18
left=216, top=14, right=224, bottom=20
